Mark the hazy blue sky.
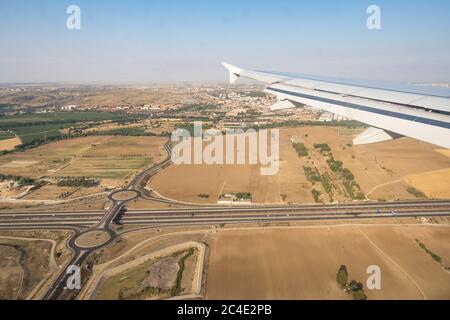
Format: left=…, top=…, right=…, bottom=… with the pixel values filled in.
left=1, top=0, right=449, bottom=84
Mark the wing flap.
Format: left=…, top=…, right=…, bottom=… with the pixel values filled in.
left=353, top=127, right=402, bottom=145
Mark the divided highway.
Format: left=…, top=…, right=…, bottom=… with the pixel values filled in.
left=1, top=200, right=450, bottom=229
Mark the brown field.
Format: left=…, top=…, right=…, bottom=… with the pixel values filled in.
left=126, top=197, right=184, bottom=210
left=75, top=230, right=111, bottom=248
left=78, top=218, right=450, bottom=300
left=83, top=122, right=144, bottom=133
left=0, top=245, right=23, bottom=299
left=0, top=137, right=22, bottom=152
left=0, top=230, right=72, bottom=299
left=0, top=136, right=167, bottom=183
left=0, top=238, right=54, bottom=299
left=205, top=225, right=450, bottom=300
left=149, top=127, right=450, bottom=204
left=88, top=241, right=204, bottom=301
left=405, top=168, right=450, bottom=199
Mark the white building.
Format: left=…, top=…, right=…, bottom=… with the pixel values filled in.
left=61, top=105, right=77, bottom=111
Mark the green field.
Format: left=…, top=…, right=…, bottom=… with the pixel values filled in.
left=55, top=157, right=154, bottom=179
left=0, top=111, right=145, bottom=147
left=0, top=131, right=15, bottom=141
left=12, top=124, right=68, bottom=144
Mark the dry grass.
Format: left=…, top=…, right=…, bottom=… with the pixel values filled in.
left=205, top=225, right=450, bottom=300
left=150, top=127, right=450, bottom=204
left=405, top=168, right=450, bottom=198
left=0, top=239, right=53, bottom=299
left=0, top=136, right=166, bottom=183
left=0, top=137, right=22, bottom=152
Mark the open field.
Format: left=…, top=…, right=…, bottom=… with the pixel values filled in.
left=0, top=230, right=72, bottom=299
left=77, top=218, right=450, bottom=300
left=0, top=135, right=166, bottom=199
left=0, top=136, right=166, bottom=181
left=0, top=112, right=143, bottom=145
left=0, top=194, right=109, bottom=212
left=11, top=124, right=68, bottom=144
left=84, top=122, right=145, bottom=134
left=93, top=249, right=194, bottom=300
left=149, top=126, right=450, bottom=204
left=0, top=87, right=203, bottom=110
left=23, top=184, right=105, bottom=201
left=0, top=237, right=58, bottom=299
left=56, top=157, right=153, bottom=180
left=0, top=112, right=137, bottom=128
left=0, top=131, right=15, bottom=141
left=205, top=224, right=450, bottom=300
left=405, top=168, right=450, bottom=199
left=86, top=241, right=205, bottom=300
left=0, top=244, right=23, bottom=299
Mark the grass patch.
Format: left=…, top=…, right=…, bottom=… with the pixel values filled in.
left=12, top=124, right=67, bottom=144
left=0, top=131, right=15, bottom=141
left=303, top=166, right=321, bottom=184
left=171, top=248, right=195, bottom=296
left=311, top=189, right=322, bottom=203
left=235, top=192, right=252, bottom=200
left=292, top=142, right=308, bottom=157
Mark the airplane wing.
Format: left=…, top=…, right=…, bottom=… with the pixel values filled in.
left=222, top=63, right=450, bottom=149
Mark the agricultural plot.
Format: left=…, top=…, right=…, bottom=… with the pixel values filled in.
left=0, top=137, right=22, bottom=152
left=0, top=112, right=143, bottom=146
left=205, top=225, right=450, bottom=300
left=0, top=131, right=15, bottom=141
left=57, top=157, right=153, bottom=180
left=0, top=112, right=137, bottom=128
left=0, top=136, right=166, bottom=185
left=12, top=124, right=68, bottom=144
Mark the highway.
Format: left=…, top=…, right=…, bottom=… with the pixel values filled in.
left=3, top=198, right=450, bottom=301
left=2, top=200, right=450, bottom=229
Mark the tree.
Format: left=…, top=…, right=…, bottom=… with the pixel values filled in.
left=348, top=280, right=363, bottom=291
left=336, top=265, right=348, bottom=288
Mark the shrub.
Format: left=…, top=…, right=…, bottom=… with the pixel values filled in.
left=336, top=265, right=348, bottom=288
left=312, top=189, right=321, bottom=203
left=407, top=187, right=427, bottom=198
left=292, top=142, right=309, bottom=157
left=352, top=289, right=368, bottom=301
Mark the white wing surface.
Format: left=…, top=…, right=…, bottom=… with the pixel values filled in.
left=222, top=63, right=450, bottom=148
